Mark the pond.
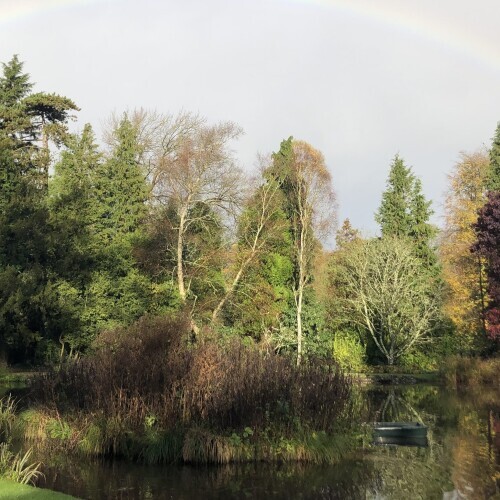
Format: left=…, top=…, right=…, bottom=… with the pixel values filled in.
left=6, top=382, right=500, bottom=499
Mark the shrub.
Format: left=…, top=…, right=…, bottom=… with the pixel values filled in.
left=29, top=314, right=352, bottom=462
left=332, top=331, right=366, bottom=373
left=0, top=443, right=43, bottom=485
left=440, top=356, right=500, bottom=388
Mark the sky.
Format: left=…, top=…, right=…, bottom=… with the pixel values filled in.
left=1, top=0, right=500, bottom=235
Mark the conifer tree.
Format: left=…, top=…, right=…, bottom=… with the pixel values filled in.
left=375, top=155, right=437, bottom=272
left=487, top=122, right=500, bottom=192
left=0, top=56, right=78, bottom=362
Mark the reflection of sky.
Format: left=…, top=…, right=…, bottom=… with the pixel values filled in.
left=2, top=0, right=500, bottom=235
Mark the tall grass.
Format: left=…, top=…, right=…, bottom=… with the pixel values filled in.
left=26, top=315, right=353, bottom=463
left=440, top=356, right=500, bottom=389
left=0, top=443, right=44, bottom=485
left=0, top=395, right=16, bottom=441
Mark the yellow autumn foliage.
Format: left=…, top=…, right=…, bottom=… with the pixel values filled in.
left=440, top=150, right=490, bottom=351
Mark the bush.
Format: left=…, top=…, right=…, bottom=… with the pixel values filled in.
left=29, top=315, right=353, bottom=462
left=332, top=331, right=366, bottom=373
left=440, top=356, right=500, bottom=388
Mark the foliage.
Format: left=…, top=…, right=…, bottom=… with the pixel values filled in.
left=375, top=155, right=438, bottom=271
left=268, top=138, right=336, bottom=364
left=28, top=315, right=352, bottom=463
left=332, top=331, right=366, bottom=372
left=332, top=236, right=440, bottom=365
left=487, top=122, right=500, bottom=191
left=335, top=218, right=360, bottom=249
left=0, top=443, right=43, bottom=485
left=441, top=150, right=490, bottom=352
left=473, top=191, right=500, bottom=342
left=440, top=356, right=500, bottom=388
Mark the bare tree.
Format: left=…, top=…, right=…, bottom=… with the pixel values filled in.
left=340, top=236, right=439, bottom=365
left=102, top=108, right=203, bottom=187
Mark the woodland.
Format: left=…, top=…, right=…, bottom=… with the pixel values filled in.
left=0, top=55, right=498, bottom=371
left=0, top=55, right=498, bottom=477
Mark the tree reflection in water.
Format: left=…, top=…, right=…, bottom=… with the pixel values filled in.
left=23, top=384, right=500, bottom=499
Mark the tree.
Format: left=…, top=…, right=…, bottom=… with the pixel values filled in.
left=335, top=218, right=360, bottom=249
left=487, top=122, right=500, bottom=191
left=272, top=138, right=336, bottom=365
left=92, top=116, right=149, bottom=243
left=0, top=56, right=78, bottom=362
left=375, top=155, right=437, bottom=269
left=211, top=160, right=287, bottom=323
left=0, top=55, right=78, bottom=187
left=48, top=117, right=154, bottom=352
left=473, top=191, right=500, bottom=341
left=152, top=119, right=243, bottom=312
left=441, top=150, right=490, bottom=350
left=337, top=237, right=439, bottom=365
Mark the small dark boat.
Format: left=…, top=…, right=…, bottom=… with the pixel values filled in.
left=373, top=422, right=427, bottom=438
left=373, top=422, right=428, bottom=447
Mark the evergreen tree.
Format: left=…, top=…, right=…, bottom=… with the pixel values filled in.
left=375, top=155, right=415, bottom=237
left=0, top=56, right=78, bottom=362
left=84, top=117, right=152, bottom=344
left=335, top=218, right=360, bottom=249
left=375, top=155, right=437, bottom=271
left=92, top=116, right=148, bottom=243
left=265, top=138, right=336, bottom=363
left=487, top=122, right=500, bottom=192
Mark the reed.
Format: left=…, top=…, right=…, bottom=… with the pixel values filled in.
left=0, top=443, right=44, bottom=485
left=440, top=356, right=500, bottom=389
left=25, top=315, right=353, bottom=464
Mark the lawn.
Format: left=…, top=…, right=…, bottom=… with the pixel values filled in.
left=0, top=479, right=77, bottom=499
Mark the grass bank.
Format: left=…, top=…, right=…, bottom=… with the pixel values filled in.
left=440, top=356, right=500, bottom=389
left=0, top=479, right=76, bottom=499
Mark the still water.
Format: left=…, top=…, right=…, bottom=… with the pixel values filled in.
left=18, top=383, right=500, bottom=499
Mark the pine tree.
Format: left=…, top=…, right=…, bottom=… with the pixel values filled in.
left=0, top=56, right=78, bottom=362
left=376, top=155, right=437, bottom=272
left=335, top=218, right=360, bottom=249
left=91, top=116, right=148, bottom=243
left=487, top=122, right=500, bottom=192
left=375, top=155, right=415, bottom=237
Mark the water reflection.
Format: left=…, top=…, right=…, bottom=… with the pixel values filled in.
left=4, top=383, right=499, bottom=499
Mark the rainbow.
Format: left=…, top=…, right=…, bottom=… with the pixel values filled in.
left=0, top=0, right=104, bottom=24
left=2, top=0, right=499, bottom=74
left=291, top=0, right=500, bottom=74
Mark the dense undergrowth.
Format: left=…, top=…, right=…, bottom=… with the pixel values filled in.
left=14, top=315, right=353, bottom=464
left=440, top=355, right=500, bottom=389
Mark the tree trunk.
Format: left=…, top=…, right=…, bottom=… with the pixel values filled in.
left=177, top=209, right=187, bottom=301
left=296, top=287, right=303, bottom=366
left=212, top=254, right=254, bottom=323
left=477, top=255, right=487, bottom=335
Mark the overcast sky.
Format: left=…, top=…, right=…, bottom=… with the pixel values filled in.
left=2, top=0, right=500, bottom=235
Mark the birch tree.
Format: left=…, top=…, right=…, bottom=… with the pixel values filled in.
left=273, top=139, right=336, bottom=365
left=211, top=160, right=286, bottom=322
left=152, top=119, right=243, bottom=319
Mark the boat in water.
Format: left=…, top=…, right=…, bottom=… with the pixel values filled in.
left=373, top=422, right=428, bottom=447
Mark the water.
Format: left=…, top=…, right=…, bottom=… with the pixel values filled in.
left=10, top=383, right=500, bottom=499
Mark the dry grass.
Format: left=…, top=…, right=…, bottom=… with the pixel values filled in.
left=440, top=355, right=500, bottom=389
left=26, top=315, right=353, bottom=463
